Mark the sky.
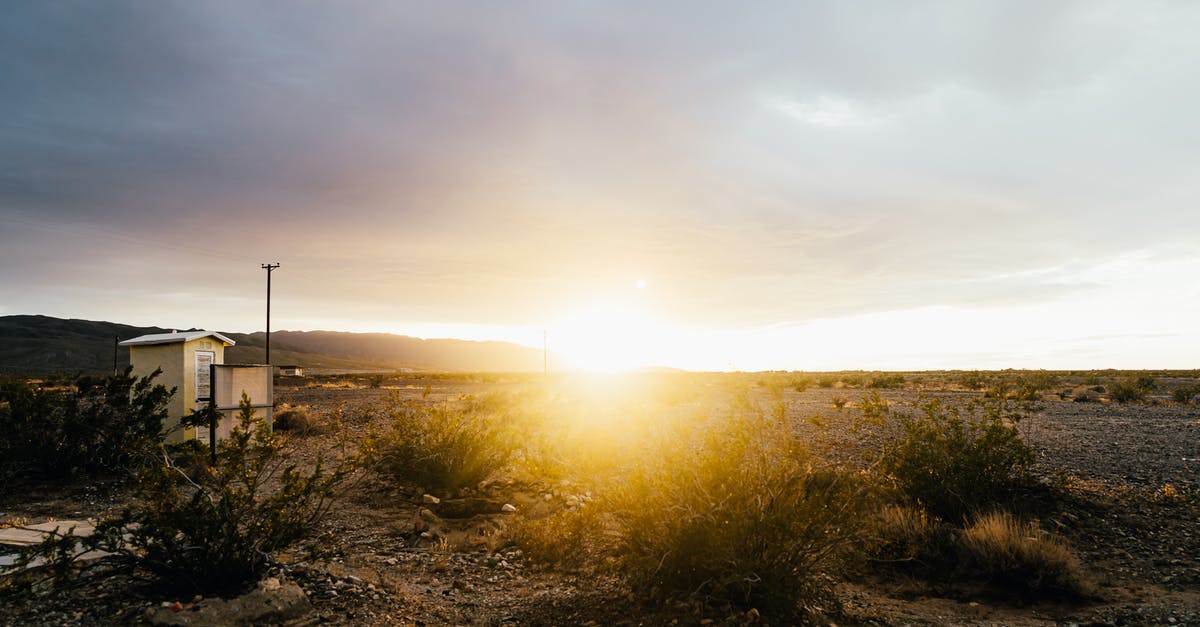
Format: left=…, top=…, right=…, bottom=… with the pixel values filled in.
left=3, top=1, right=1199, bottom=371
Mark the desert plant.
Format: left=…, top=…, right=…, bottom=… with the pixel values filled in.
left=831, top=396, right=848, bottom=410
left=375, top=392, right=516, bottom=493
left=0, top=368, right=173, bottom=480
left=597, top=408, right=872, bottom=618
left=1108, top=379, right=1146, bottom=404
left=13, top=393, right=362, bottom=594
left=880, top=397, right=1037, bottom=522
left=957, top=511, right=1090, bottom=599
left=1171, top=385, right=1200, bottom=404
left=791, top=374, right=814, bottom=393
left=956, top=371, right=989, bottom=391
left=866, top=373, right=905, bottom=389
left=866, top=505, right=957, bottom=572
left=272, top=404, right=325, bottom=435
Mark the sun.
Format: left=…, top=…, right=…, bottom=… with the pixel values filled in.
left=549, top=300, right=660, bottom=372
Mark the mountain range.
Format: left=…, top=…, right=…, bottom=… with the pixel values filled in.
left=0, top=315, right=545, bottom=374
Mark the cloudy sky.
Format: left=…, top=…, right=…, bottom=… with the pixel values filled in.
left=3, top=1, right=1199, bottom=370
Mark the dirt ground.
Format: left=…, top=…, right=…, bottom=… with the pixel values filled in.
left=2, top=372, right=1199, bottom=626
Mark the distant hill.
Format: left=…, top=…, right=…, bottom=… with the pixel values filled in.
left=0, top=315, right=544, bottom=374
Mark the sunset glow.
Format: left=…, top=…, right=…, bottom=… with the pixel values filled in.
left=4, top=3, right=1200, bottom=370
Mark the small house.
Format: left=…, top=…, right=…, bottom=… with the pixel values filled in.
left=120, top=331, right=234, bottom=443
left=278, top=364, right=304, bottom=377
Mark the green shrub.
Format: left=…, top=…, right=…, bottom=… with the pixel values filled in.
left=1108, top=379, right=1146, bottom=404
left=375, top=392, right=515, bottom=493
left=0, top=368, right=173, bottom=480
left=15, top=393, right=361, bottom=594
left=880, top=397, right=1037, bottom=522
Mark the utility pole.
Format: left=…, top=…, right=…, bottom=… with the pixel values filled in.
left=262, top=263, right=280, bottom=365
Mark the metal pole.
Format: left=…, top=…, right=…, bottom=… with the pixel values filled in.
left=261, top=263, right=280, bottom=365
left=209, top=362, right=217, bottom=466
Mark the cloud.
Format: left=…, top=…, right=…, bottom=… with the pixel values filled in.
left=2, top=1, right=1199, bottom=368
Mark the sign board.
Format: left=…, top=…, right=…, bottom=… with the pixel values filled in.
left=201, top=365, right=274, bottom=443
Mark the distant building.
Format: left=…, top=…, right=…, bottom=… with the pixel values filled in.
left=277, top=365, right=304, bottom=377
left=119, top=331, right=235, bottom=443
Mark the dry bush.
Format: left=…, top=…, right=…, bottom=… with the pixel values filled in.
left=867, top=505, right=956, bottom=571
left=958, top=512, right=1090, bottom=600
left=600, top=408, right=872, bottom=618
left=512, top=505, right=608, bottom=570
left=374, top=392, right=516, bottom=493
left=272, top=404, right=325, bottom=436
left=867, top=508, right=1090, bottom=601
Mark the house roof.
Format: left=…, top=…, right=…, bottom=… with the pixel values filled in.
left=118, top=331, right=236, bottom=347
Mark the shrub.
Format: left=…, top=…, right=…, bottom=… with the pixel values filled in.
left=867, top=505, right=957, bottom=572
left=598, top=409, right=871, bottom=618
left=867, top=508, right=1090, bottom=600
left=272, top=404, right=325, bottom=435
left=1071, top=387, right=1099, bottom=403
left=956, top=371, right=988, bottom=391
left=14, top=393, right=361, bottom=594
left=1171, top=385, right=1199, bottom=404
left=880, top=397, right=1037, bottom=522
left=866, top=373, right=905, bottom=389
left=1108, top=379, right=1145, bottom=404
left=831, top=396, right=849, bottom=410
left=375, top=392, right=515, bottom=493
left=957, top=512, right=1090, bottom=600
left=791, top=374, right=813, bottom=393
left=0, top=368, right=173, bottom=480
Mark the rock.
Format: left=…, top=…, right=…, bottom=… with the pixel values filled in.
left=501, top=503, right=517, bottom=513
left=419, top=508, right=438, bottom=521
left=437, top=497, right=506, bottom=518
left=422, top=494, right=441, bottom=505
left=146, top=580, right=311, bottom=626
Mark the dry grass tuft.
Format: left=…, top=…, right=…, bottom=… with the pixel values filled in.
left=958, top=511, right=1091, bottom=600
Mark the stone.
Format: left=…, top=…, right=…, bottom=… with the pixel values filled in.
left=436, top=497, right=506, bottom=519
left=146, top=580, right=311, bottom=626
left=422, top=494, right=441, bottom=505
left=419, top=508, right=438, bottom=521
left=501, top=503, right=517, bottom=513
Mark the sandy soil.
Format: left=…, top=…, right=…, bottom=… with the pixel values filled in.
left=2, top=373, right=1199, bottom=625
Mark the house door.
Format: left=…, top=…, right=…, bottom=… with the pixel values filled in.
left=195, top=351, right=215, bottom=402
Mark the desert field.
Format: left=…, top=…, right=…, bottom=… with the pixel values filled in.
left=2, top=370, right=1199, bottom=625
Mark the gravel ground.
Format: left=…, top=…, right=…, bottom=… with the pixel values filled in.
left=3, top=373, right=1199, bottom=626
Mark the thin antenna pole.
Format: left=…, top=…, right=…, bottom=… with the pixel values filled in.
left=262, top=263, right=280, bottom=365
